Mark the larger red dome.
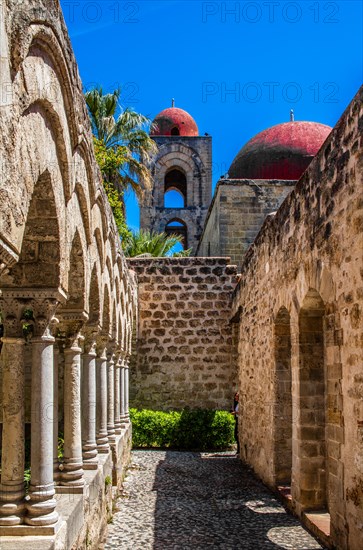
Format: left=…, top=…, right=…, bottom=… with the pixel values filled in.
left=151, top=107, right=199, bottom=137
left=229, top=121, right=332, bottom=180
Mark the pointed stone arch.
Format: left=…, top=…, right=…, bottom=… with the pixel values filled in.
left=1, top=170, right=61, bottom=289
left=88, top=264, right=101, bottom=327
left=65, top=230, right=86, bottom=311
left=22, top=99, right=71, bottom=202
left=75, top=183, right=92, bottom=246
left=296, top=288, right=326, bottom=511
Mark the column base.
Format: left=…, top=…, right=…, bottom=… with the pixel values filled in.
left=0, top=484, right=26, bottom=526
left=0, top=501, right=26, bottom=526
left=96, top=433, right=110, bottom=453
left=61, top=461, right=85, bottom=487
left=25, top=484, right=58, bottom=527
left=108, top=433, right=116, bottom=444
left=0, top=518, right=63, bottom=536
left=82, top=444, right=98, bottom=466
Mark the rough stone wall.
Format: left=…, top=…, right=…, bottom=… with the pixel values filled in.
left=232, top=86, right=363, bottom=550
left=197, top=179, right=294, bottom=268
left=140, top=136, right=212, bottom=253
left=128, top=257, right=238, bottom=411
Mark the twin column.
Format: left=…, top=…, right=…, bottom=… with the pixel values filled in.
left=0, top=295, right=131, bottom=529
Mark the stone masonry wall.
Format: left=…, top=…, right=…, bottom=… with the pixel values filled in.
left=197, top=179, right=294, bottom=269
left=128, top=257, right=238, bottom=411
left=232, top=86, right=363, bottom=550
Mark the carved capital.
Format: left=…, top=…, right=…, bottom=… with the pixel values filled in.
left=96, top=332, right=109, bottom=359
left=0, top=288, right=66, bottom=338
left=83, top=325, right=100, bottom=355
left=57, top=309, right=88, bottom=349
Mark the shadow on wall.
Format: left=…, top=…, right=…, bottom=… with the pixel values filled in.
left=151, top=452, right=323, bottom=549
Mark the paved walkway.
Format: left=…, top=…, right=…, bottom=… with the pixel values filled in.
left=103, top=451, right=325, bottom=550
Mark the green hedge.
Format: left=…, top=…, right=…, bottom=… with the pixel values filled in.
left=130, top=408, right=235, bottom=451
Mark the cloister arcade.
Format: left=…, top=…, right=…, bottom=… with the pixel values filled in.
left=0, top=2, right=136, bottom=534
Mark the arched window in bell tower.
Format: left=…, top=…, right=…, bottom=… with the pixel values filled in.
left=165, top=219, right=188, bottom=250
left=164, top=168, right=187, bottom=208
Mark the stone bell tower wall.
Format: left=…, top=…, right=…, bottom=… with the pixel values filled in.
left=140, top=136, right=212, bottom=253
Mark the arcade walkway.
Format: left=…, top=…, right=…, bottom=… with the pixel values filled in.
left=103, top=451, right=325, bottom=550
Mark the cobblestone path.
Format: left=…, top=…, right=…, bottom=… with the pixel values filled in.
left=103, top=451, right=324, bottom=550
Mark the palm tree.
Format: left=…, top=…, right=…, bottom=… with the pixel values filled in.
left=123, top=230, right=191, bottom=258
left=85, top=87, right=157, bottom=203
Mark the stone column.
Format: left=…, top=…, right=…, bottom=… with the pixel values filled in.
left=96, top=343, right=109, bottom=453
left=107, top=350, right=116, bottom=444
left=81, top=334, right=98, bottom=469
left=0, top=295, right=25, bottom=525
left=114, top=354, right=122, bottom=434
left=25, top=292, right=64, bottom=527
left=53, top=343, right=60, bottom=482
left=119, top=356, right=126, bottom=427
left=59, top=316, right=87, bottom=488
left=26, top=331, right=58, bottom=525
left=124, top=357, right=130, bottom=423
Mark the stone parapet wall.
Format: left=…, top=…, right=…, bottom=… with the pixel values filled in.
left=128, top=257, right=238, bottom=411
left=232, top=86, right=363, bottom=550
left=197, top=179, right=294, bottom=268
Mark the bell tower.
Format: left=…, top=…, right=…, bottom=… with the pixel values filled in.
left=140, top=102, right=212, bottom=253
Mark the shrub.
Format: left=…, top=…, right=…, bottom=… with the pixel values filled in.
left=130, top=408, right=234, bottom=451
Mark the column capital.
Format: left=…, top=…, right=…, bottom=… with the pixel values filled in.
left=83, top=326, right=100, bottom=355
left=57, top=310, right=88, bottom=349
left=96, top=333, right=109, bottom=358
left=0, top=288, right=66, bottom=338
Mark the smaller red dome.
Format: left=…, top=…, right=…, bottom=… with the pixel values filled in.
left=151, top=107, right=198, bottom=137
left=229, top=121, right=332, bottom=180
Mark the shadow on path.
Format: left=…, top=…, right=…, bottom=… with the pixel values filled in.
left=152, top=451, right=324, bottom=550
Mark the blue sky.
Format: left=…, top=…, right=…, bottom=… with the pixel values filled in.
left=60, top=0, right=363, bottom=230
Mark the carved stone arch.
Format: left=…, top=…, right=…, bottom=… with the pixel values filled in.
left=64, top=229, right=86, bottom=311
left=152, top=142, right=205, bottom=174
left=1, top=169, right=61, bottom=289
left=120, top=315, right=126, bottom=351
left=116, top=256, right=124, bottom=282
left=165, top=218, right=188, bottom=249
left=88, top=263, right=101, bottom=326
left=75, top=183, right=92, bottom=246
left=111, top=300, right=117, bottom=341
left=118, top=313, right=123, bottom=348
left=151, top=149, right=203, bottom=209
left=115, top=276, right=120, bottom=304
left=93, top=228, right=104, bottom=271
left=120, top=283, right=126, bottom=316
left=106, top=256, right=113, bottom=291
left=101, top=284, right=111, bottom=336
left=22, top=99, right=71, bottom=202
left=96, top=195, right=110, bottom=243
left=11, top=24, right=78, bottom=149
left=74, top=140, right=97, bottom=206
left=108, top=232, right=118, bottom=267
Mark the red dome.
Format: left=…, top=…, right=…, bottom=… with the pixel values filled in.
left=229, top=121, right=332, bottom=180
left=151, top=107, right=199, bottom=137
